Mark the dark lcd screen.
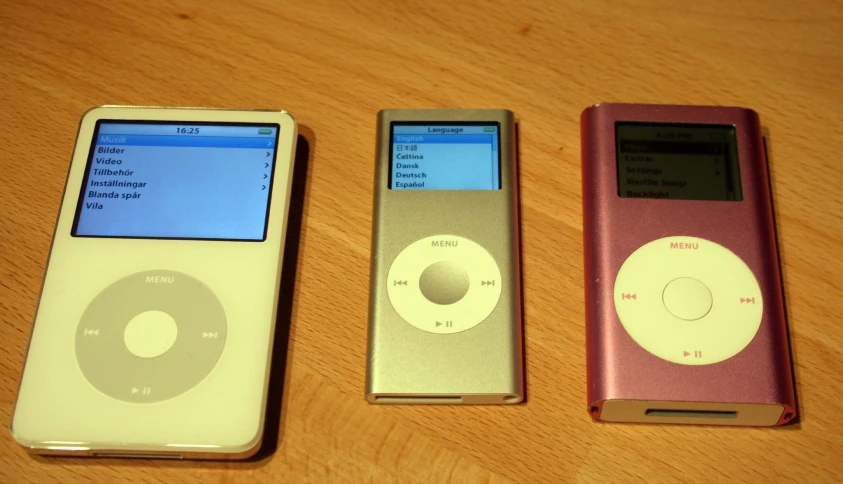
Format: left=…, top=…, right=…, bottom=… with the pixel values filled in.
left=616, top=123, right=742, bottom=201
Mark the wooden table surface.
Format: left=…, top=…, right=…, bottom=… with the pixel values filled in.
left=2, top=1, right=842, bottom=482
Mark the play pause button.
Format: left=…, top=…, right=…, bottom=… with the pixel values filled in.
left=435, top=321, right=454, bottom=328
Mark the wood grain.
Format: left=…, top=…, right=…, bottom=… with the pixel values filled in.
left=1, top=0, right=842, bottom=482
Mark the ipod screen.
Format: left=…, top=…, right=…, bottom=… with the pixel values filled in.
left=389, top=123, right=500, bottom=190
left=615, top=122, right=743, bottom=201
left=71, top=122, right=280, bottom=241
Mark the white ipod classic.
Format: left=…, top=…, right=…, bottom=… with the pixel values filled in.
left=11, top=106, right=297, bottom=459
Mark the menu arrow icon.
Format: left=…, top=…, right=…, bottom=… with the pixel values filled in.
left=263, top=174, right=268, bottom=179
left=266, top=151, right=271, bottom=157
left=262, top=185, right=267, bottom=190
left=264, top=163, right=269, bottom=168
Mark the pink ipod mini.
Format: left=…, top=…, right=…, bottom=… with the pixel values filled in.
left=581, top=103, right=796, bottom=426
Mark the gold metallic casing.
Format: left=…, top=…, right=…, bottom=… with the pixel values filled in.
left=366, top=109, right=523, bottom=404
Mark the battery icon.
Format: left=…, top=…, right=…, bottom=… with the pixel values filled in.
left=258, top=128, right=272, bottom=135
left=483, top=127, right=495, bottom=132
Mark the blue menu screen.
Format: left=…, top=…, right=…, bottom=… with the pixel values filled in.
left=72, top=122, right=279, bottom=240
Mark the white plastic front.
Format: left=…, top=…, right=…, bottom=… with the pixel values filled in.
left=12, top=107, right=296, bottom=455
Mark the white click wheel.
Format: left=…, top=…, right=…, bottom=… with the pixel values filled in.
left=613, top=236, right=763, bottom=365
left=387, top=235, right=502, bottom=334
left=76, top=270, right=226, bottom=403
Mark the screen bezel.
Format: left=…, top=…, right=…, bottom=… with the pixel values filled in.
left=614, top=121, right=744, bottom=202
left=70, top=119, right=281, bottom=242
left=388, top=121, right=502, bottom=190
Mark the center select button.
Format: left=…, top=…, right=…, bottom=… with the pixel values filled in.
left=662, top=277, right=713, bottom=321
left=419, top=261, right=470, bottom=305
left=124, top=310, right=179, bottom=358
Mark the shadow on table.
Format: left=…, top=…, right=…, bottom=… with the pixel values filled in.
left=763, top=129, right=802, bottom=429
left=248, top=128, right=314, bottom=458
left=515, top=121, right=528, bottom=404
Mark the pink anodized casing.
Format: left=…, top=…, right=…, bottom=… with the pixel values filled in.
left=581, top=103, right=796, bottom=426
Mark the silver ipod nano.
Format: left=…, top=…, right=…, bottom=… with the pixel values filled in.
left=366, top=109, right=523, bottom=404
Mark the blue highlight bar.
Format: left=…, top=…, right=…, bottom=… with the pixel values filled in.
left=96, top=135, right=275, bottom=149
left=393, top=134, right=493, bottom=144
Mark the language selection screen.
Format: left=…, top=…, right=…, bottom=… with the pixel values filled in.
left=390, top=124, right=500, bottom=190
